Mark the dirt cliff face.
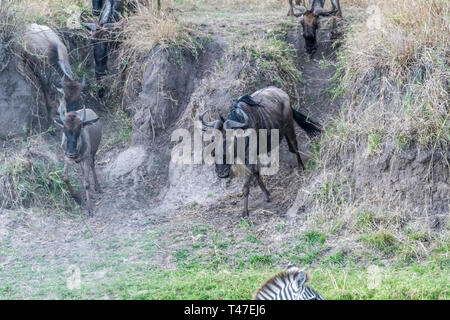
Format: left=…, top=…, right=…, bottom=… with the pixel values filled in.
left=0, top=45, right=47, bottom=139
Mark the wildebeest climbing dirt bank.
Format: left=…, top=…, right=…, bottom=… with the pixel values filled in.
left=0, top=0, right=448, bottom=299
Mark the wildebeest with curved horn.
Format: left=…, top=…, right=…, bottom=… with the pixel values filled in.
left=80, top=0, right=124, bottom=98
left=53, top=94, right=102, bottom=217
left=288, top=0, right=342, bottom=55
left=21, top=23, right=85, bottom=112
left=200, top=87, right=321, bottom=218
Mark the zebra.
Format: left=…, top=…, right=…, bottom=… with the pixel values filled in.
left=253, top=265, right=325, bottom=300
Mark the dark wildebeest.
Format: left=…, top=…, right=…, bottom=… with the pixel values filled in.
left=22, top=23, right=85, bottom=112
left=80, top=0, right=124, bottom=98
left=53, top=96, right=102, bottom=217
left=200, top=87, right=321, bottom=218
left=92, top=0, right=104, bottom=16
left=288, top=0, right=342, bottom=55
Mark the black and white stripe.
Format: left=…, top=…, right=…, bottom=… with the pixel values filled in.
left=254, top=266, right=325, bottom=300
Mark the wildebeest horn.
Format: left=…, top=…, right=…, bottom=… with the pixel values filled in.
left=293, top=5, right=307, bottom=17
left=223, top=109, right=249, bottom=130
left=199, top=110, right=222, bottom=128
left=102, top=22, right=119, bottom=29
left=80, top=105, right=86, bottom=122
left=58, top=97, right=66, bottom=122
left=79, top=9, right=98, bottom=31
left=314, top=7, right=335, bottom=16
left=82, top=22, right=98, bottom=32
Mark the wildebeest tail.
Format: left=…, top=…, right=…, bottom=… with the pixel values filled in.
left=49, top=44, right=74, bottom=80
left=292, top=108, right=322, bottom=137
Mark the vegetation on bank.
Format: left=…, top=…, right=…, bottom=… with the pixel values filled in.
left=321, top=0, right=449, bottom=150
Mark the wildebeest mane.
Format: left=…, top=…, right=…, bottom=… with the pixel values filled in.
left=227, top=93, right=261, bottom=122
left=232, top=94, right=261, bottom=108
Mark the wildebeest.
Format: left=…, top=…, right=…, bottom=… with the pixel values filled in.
left=200, top=87, right=321, bottom=218
left=92, top=0, right=104, bottom=16
left=81, top=0, right=123, bottom=98
left=53, top=94, right=102, bottom=216
left=22, top=23, right=85, bottom=112
left=288, top=0, right=342, bottom=55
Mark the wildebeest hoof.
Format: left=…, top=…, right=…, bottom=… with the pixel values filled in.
left=264, top=197, right=271, bottom=203
left=242, top=212, right=249, bottom=219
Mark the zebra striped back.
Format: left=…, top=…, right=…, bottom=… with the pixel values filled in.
left=253, top=266, right=325, bottom=300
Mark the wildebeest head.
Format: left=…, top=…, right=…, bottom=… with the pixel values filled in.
left=300, top=10, right=320, bottom=55
left=200, top=106, right=250, bottom=179
left=292, top=2, right=339, bottom=56
left=54, top=100, right=98, bottom=160
left=58, top=76, right=86, bottom=112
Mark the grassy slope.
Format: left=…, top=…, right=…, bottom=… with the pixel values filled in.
left=1, top=217, right=448, bottom=299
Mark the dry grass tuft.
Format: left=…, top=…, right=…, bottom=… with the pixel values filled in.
left=0, top=0, right=26, bottom=45
left=0, top=147, right=78, bottom=212
left=323, top=0, right=449, bottom=150
left=119, top=4, right=191, bottom=53
left=4, top=0, right=90, bottom=27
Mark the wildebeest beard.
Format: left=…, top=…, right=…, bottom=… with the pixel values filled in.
left=215, top=94, right=263, bottom=178
left=63, top=113, right=83, bottom=159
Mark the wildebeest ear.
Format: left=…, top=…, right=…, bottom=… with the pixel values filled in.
left=82, top=118, right=99, bottom=127
left=53, top=117, right=64, bottom=128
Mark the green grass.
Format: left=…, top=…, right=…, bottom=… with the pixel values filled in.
left=367, top=129, right=382, bottom=155
left=1, top=209, right=448, bottom=300
left=362, top=231, right=399, bottom=255
left=92, top=255, right=449, bottom=299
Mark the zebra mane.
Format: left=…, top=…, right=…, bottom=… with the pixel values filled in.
left=253, top=267, right=310, bottom=299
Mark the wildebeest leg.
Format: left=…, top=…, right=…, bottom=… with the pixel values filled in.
left=285, top=127, right=306, bottom=170
left=62, top=159, right=81, bottom=204
left=92, top=0, right=104, bottom=16
left=80, top=161, right=93, bottom=217
left=330, top=0, right=342, bottom=17
left=242, top=173, right=253, bottom=218
left=255, top=171, right=271, bottom=203
left=91, top=158, right=102, bottom=193
left=287, top=0, right=295, bottom=16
